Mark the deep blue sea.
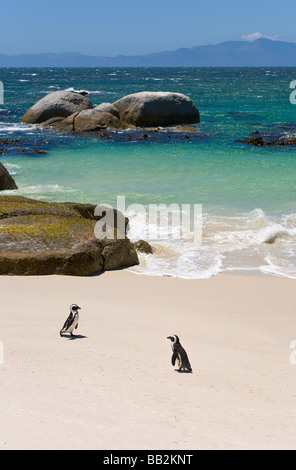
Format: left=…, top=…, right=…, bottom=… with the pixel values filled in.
left=1, top=67, right=296, bottom=278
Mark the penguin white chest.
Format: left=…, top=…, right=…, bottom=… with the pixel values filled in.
left=68, top=313, right=79, bottom=332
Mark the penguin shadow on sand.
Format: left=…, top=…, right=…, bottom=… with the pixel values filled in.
left=59, top=304, right=88, bottom=341
left=63, top=333, right=88, bottom=341
left=167, top=335, right=193, bottom=374
left=175, top=368, right=192, bottom=374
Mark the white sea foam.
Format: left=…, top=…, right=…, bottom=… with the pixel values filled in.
left=2, top=164, right=22, bottom=176
left=0, top=122, right=36, bottom=132
left=127, top=207, right=296, bottom=279
left=19, top=184, right=75, bottom=193
left=65, top=87, right=111, bottom=96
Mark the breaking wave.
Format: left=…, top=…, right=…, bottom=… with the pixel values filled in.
left=127, top=207, right=296, bottom=279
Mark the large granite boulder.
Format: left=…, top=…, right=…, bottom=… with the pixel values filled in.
left=20, top=90, right=93, bottom=124
left=39, top=109, right=134, bottom=133
left=21, top=90, right=200, bottom=132
left=38, top=113, right=79, bottom=132
left=73, top=109, right=132, bottom=132
left=0, top=196, right=139, bottom=276
left=94, top=102, right=120, bottom=118
left=113, top=92, right=200, bottom=127
left=0, top=162, right=18, bottom=190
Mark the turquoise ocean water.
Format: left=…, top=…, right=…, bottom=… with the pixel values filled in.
left=1, top=67, right=296, bottom=278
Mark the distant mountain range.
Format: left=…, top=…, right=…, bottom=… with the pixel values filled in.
left=1, top=38, right=296, bottom=67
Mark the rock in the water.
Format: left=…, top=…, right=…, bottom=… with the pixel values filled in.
left=73, top=109, right=132, bottom=132
left=133, top=239, right=154, bottom=254
left=236, top=135, right=296, bottom=146
left=113, top=91, right=200, bottom=127
left=21, top=90, right=201, bottom=133
left=94, top=103, right=120, bottom=118
left=20, top=90, right=93, bottom=124
left=173, top=126, right=198, bottom=133
left=38, top=113, right=79, bottom=132
left=38, top=109, right=131, bottom=133
left=0, top=196, right=139, bottom=276
left=0, top=162, right=18, bottom=190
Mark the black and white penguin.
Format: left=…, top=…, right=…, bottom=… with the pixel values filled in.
left=167, top=335, right=192, bottom=372
left=60, top=304, right=81, bottom=337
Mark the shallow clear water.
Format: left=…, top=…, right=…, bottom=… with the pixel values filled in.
left=1, top=67, right=296, bottom=278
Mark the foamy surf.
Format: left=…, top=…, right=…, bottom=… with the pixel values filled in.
left=2, top=163, right=22, bottom=176
left=8, top=184, right=77, bottom=201
left=127, top=208, right=296, bottom=279
left=65, top=87, right=116, bottom=96
left=0, top=122, right=37, bottom=133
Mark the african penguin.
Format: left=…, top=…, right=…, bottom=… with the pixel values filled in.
left=60, top=304, right=81, bottom=337
left=167, top=335, right=192, bottom=372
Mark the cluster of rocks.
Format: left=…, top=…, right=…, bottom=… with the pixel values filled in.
left=20, top=90, right=200, bottom=132
left=0, top=138, right=47, bottom=156
left=0, top=89, right=200, bottom=276
left=0, top=195, right=152, bottom=276
left=235, top=130, right=296, bottom=147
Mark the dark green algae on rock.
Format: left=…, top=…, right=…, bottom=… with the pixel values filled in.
left=0, top=196, right=139, bottom=276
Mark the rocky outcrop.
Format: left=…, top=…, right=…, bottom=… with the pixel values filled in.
left=73, top=109, right=132, bottom=132
left=0, top=138, right=48, bottom=156
left=133, top=239, right=154, bottom=254
left=173, top=126, right=198, bottom=133
left=236, top=135, right=296, bottom=146
left=20, top=90, right=200, bottom=132
left=0, top=196, right=139, bottom=276
left=236, top=130, right=296, bottom=147
left=101, top=239, right=139, bottom=271
left=20, top=90, right=93, bottom=124
left=39, top=109, right=134, bottom=133
left=0, top=163, right=18, bottom=190
left=112, top=92, right=200, bottom=127
left=39, top=114, right=78, bottom=133
left=94, top=102, right=120, bottom=118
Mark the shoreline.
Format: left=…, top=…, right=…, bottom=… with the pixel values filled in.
left=1, top=270, right=295, bottom=450
left=127, top=266, right=288, bottom=280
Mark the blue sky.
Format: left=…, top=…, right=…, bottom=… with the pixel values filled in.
left=1, top=0, right=296, bottom=55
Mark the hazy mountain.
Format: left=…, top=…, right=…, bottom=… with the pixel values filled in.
left=1, top=38, right=296, bottom=67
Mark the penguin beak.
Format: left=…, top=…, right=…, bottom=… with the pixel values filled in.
left=167, top=336, right=173, bottom=341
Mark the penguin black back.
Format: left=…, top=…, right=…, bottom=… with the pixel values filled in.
left=167, top=335, right=192, bottom=372
left=60, top=304, right=81, bottom=337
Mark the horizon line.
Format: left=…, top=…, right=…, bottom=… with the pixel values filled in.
left=1, top=37, right=296, bottom=58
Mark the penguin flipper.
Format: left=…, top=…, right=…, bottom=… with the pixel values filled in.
left=61, top=313, right=73, bottom=332
left=171, top=351, right=178, bottom=366
left=75, top=323, right=78, bottom=330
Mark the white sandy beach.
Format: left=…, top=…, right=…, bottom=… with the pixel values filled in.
left=0, top=270, right=295, bottom=450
